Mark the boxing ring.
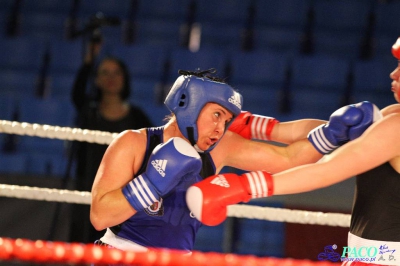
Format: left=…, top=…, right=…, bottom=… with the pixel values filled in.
left=0, top=120, right=347, bottom=265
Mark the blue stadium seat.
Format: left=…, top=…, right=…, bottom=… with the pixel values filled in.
left=196, top=0, right=251, bottom=27
left=167, top=47, right=228, bottom=82
left=199, top=23, right=243, bottom=51
left=373, top=34, right=397, bottom=59
left=291, top=54, right=350, bottom=90
left=0, top=10, right=7, bottom=38
left=26, top=152, right=70, bottom=177
left=0, top=0, right=14, bottom=12
left=0, top=37, right=46, bottom=72
left=0, top=93, right=17, bottom=121
left=136, top=19, right=182, bottom=48
left=17, top=97, right=76, bottom=154
left=49, top=40, right=83, bottom=75
left=17, top=96, right=75, bottom=128
left=313, top=30, right=364, bottom=60
left=253, top=26, right=302, bottom=53
left=19, top=12, right=67, bottom=41
left=98, top=25, right=125, bottom=48
left=0, top=153, right=28, bottom=174
left=237, top=85, right=282, bottom=117
left=108, top=44, right=168, bottom=82
left=254, top=0, right=311, bottom=30
left=351, top=58, right=396, bottom=109
left=193, top=221, right=227, bottom=253
left=373, top=1, right=400, bottom=39
left=229, top=50, right=290, bottom=88
left=21, top=0, right=72, bottom=15
left=289, top=89, right=344, bottom=120
left=311, top=0, right=373, bottom=60
left=288, top=54, right=351, bottom=119
left=134, top=102, right=170, bottom=126
left=0, top=70, right=38, bottom=96
left=79, top=0, right=131, bottom=17
left=49, top=72, right=76, bottom=98
left=313, top=0, right=372, bottom=33
left=129, top=79, right=160, bottom=105
left=137, top=0, right=190, bottom=23
left=232, top=201, right=285, bottom=257
left=0, top=93, right=17, bottom=150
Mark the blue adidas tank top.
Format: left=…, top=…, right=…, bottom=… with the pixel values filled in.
left=110, top=127, right=216, bottom=251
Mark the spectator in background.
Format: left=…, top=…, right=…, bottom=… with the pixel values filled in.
left=70, top=39, right=153, bottom=243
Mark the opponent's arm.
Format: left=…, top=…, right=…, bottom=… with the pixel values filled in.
left=188, top=114, right=400, bottom=226
left=273, top=113, right=400, bottom=195
left=218, top=102, right=381, bottom=174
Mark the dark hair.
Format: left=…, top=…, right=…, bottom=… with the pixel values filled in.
left=178, top=68, right=226, bottom=83
left=94, top=56, right=131, bottom=101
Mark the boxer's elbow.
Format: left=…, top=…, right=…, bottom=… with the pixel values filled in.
left=90, top=211, right=107, bottom=231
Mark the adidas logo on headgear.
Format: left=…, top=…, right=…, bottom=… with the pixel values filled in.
left=228, top=93, right=242, bottom=109
left=210, top=175, right=230, bottom=188
left=151, top=159, right=167, bottom=177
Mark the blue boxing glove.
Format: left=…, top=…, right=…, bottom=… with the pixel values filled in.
left=308, top=101, right=380, bottom=154
left=348, top=101, right=382, bottom=140
left=122, top=137, right=201, bottom=212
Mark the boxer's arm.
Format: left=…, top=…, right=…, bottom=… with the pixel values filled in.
left=274, top=113, right=400, bottom=195
left=90, top=130, right=147, bottom=230
left=270, top=119, right=326, bottom=144
left=214, top=131, right=323, bottom=174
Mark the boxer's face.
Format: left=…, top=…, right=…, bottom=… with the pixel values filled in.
left=196, top=103, right=233, bottom=151
left=390, top=61, right=400, bottom=103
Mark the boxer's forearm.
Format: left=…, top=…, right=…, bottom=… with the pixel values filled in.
left=271, top=119, right=326, bottom=144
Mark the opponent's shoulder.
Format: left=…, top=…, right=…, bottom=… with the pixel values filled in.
left=380, top=103, right=400, bottom=116
left=370, top=111, right=400, bottom=138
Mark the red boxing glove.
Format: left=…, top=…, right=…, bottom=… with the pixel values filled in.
left=186, top=171, right=274, bottom=226
left=392, top=37, right=400, bottom=60
left=228, top=111, right=279, bottom=141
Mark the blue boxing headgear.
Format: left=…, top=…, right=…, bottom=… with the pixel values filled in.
left=164, top=71, right=243, bottom=152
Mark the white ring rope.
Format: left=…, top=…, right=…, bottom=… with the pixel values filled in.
left=0, top=184, right=91, bottom=204
left=0, top=120, right=118, bottom=144
left=0, top=120, right=351, bottom=227
left=227, top=205, right=350, bottom=227
left=0, top=183, right=351, bottom=227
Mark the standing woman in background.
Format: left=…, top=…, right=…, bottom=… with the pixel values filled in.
left=70, top=39, right=153, bottom=243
